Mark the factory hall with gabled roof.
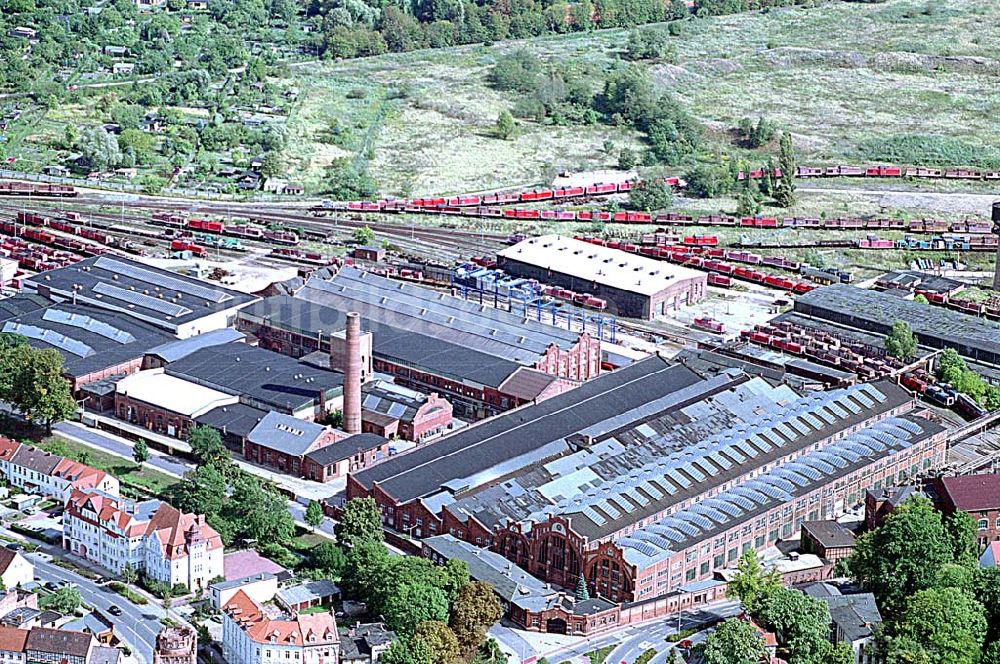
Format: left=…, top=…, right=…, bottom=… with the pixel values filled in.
left=347, top=357, right=947, bottom=616
left=0, top=297, right=174, bottom=391
left=22, top=256, right=258, bottom=338
left=236, top=283, right=585, bottom=420
left=497, top=234, right=707, bottom=319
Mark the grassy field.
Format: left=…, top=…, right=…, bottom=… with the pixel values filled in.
left=33, top=437, right=180, bottom=497
left=283, top=0, right=1000, bottom=199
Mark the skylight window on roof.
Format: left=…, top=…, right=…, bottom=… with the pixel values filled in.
left=854, top=392, right=875, bottom=408
left=802, top=412, right=825, bottom=429
left=95, top=257, right=231, bottom=303
left=680, top=463, right=705, bottom=482
left=666, top=469, right=691, bottom=489
left=826, top=401, right=849, bottom=418
left=93, top=283, right=192, bottom=317
left=581, top=506, right=605, bottom=526
left=839, top=397, right=861, bottom=414
left=788, top=418, right=810, bottom=434
left=43, top=309, right=136, bottom=344
left=815, top=407, right=836, bottom=424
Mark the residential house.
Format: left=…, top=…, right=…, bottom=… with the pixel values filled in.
left=0, top=550, right=33, bottom=589
left=802, top=583, right=882, bottom=664
left=210, top=574, right=278, bottom=610
left=0, top=626, right=28, bottom=664
left=111, top=63, right=135, bottom=75
left=25, top=628, right=95, bottom=664
left=63, top=490, right=223, bottom=590
left=221, top=591, right=339, bottom=664
left=338, top=623, right=395, bottom=664
left=0, top=438, right=119, bottom=502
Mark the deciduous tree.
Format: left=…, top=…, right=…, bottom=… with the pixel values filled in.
left=845, top=497, right=952, bottom=614
left=629, top=177, right=672, bottom=211
left=335, top=496, right=384, bottom=547
left=40, top=586, right=82, bottom=613
left=7, top=346, right=77, bottom=433
left=383, top=584, right=449, bottom=637
left=726, top=550, right=782, bottom=614
left=703, top=618, right=767, bottom=664
left=412, top=621, right=459, bottom=664
left=305, top=500, right=325, bottom=530
left=894, top=587, right=986, bottom=664
left=773, top=131, right=795, bottom=207
left=757, top=587, right=831, bottom=664
left=133, top=438, right=150, bottom=465
left=495, top=110, right=515, bottom=139
left=450, top=581, right=502, bottom=653
left=885, top=321, right=918, bottom=362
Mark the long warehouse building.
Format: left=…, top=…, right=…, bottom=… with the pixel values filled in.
left=497, top=234, right=706, bottom=319
left=794, top=284, right=1000, bottom=367
left=348, top=356, right=946, bottom=625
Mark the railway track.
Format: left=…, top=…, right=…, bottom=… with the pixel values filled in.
left=52, top=197, right=508, bottom=258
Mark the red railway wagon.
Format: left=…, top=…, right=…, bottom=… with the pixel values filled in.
left=170, top=240, right=207, bottom=256
left=693, top=317, right=726, bottom=334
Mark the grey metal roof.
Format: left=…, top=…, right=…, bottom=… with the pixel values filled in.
left=248, top=412, right=327, bottom=456
left=238, top=296, right=528, bottom=388
left=165, top=344, right=343, bottom=413
left=352, top=358, right=706, bottom=504
left=147, top=328, right=246, bottom=363
left=304, top=433, right=387, bottom=466
left=23, top=255, right=257, bottom=330
left=299, top=266, right=584, bottom=360
left=0, top=302, right=173, bottom=378
left=422, top=535, right=551, bottom=603
left=795, top=284, right=1000, bottom=360
left=195, top=403, right=267, bottom=439
left=276, top=579, right=341, bottom=606
left=618, top=411, right=941, bottom=568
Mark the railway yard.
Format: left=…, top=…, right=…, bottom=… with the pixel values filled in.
left=4, top=0, right=1000, bottom=662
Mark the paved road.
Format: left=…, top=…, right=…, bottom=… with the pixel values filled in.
left=54, top=422, right=193, bottom=477
left=27, top=550, right=166, bottom=663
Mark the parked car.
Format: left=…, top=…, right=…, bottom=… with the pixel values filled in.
left=44, top=582, right=59, bottom=591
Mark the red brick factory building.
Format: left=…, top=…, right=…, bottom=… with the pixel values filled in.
left=236, top=266, right=594, bottom=419
left=347, top=355, right=948, bottom=628
left=497, top=234, right=706, bottom=319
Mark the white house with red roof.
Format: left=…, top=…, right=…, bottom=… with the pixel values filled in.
left=63, top=489, right=223, bottom=590
left=0, top=437, right=119, bottom=502
left=221, top=590, right=339, bottom=664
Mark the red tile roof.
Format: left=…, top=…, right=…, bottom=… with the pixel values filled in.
left=0, top=549, right=20, bottom=576
left=938, top=474, right=1000, bottom=512
left=0, top=626, right=28, bottom=653
left=223, top=590, right=338, bottom=646
left=0, top=438, right=21, bottom=463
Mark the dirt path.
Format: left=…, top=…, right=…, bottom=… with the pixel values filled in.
left=798, top=184, right=1000, bottom=215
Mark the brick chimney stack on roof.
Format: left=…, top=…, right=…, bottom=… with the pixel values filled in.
left=343, top=311, right=362, bottom=434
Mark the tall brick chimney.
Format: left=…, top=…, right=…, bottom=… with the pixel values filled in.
left=343, top=311, right=362, bottom=434
left=992, top=202, right=1000, bottom=291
